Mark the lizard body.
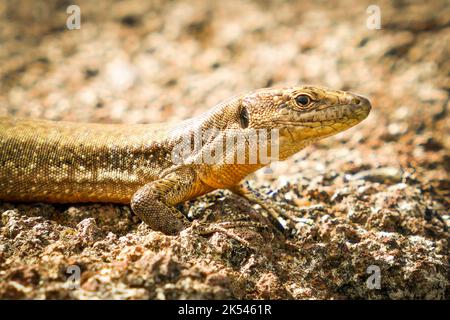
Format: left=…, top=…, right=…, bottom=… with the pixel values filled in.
left=0, top=86, right=371, bottom=234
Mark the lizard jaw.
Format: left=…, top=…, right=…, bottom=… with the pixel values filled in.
left=276, top=94, right=371, bottom=154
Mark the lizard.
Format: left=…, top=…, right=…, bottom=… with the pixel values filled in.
left=0, top=85, right=371, bottom=235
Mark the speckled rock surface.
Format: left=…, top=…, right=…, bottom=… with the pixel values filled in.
left=0, top=0, right=448, bottom=299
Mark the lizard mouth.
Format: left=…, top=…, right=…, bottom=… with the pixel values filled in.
left=303, top=97, right=371, bottom=124
left=277, top=97, right=371, bottom=143
left=282, top=95, right=371, bottom=126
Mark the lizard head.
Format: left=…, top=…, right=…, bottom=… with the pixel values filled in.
left=237, top=85, right=371, bottom=160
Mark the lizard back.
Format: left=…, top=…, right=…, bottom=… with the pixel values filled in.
left=0, top=117, right=174, bottom=203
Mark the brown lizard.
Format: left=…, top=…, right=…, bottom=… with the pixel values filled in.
left=0, top=86, right=371, bottom=235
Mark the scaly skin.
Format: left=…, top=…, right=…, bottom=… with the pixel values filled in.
left=0, top=86, right=371, bottom=234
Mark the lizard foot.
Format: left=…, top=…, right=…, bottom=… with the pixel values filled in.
left=229, top=181, right=317, bottom=232
left=191, top=209, right=268, bottom=249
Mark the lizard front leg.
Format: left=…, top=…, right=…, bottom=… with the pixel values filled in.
left=130, top=168, right=200, bottom=235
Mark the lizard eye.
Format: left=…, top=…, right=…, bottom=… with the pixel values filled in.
left=239, top=106, right=249, bottom=128
left=295, top=95, right=310, bottom=106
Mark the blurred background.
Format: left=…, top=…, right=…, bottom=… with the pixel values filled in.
left=0, top=0, right=448, bottom=195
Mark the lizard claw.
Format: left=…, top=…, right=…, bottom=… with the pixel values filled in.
left=229, top=181, right=322, bottom=233
left=189, top=209, right=268, bottom=249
